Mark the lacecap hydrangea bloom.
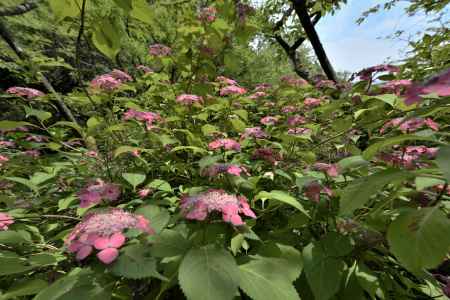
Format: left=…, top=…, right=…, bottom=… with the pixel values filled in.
left=201, top=163, right=248, bottom=177
left=176, top=94, right=203, bottom=105
left=123, top=109, right=162, bottom=130
left=303, top=97, right=322, bottom=108
left=380, top=117, right=439, bottom=134
left=208, top=138, right=241, bottom=151
left=148, top=44, right=172, bottom=57
left=220, top=85, right=247, bottom=96
left=90, top=69, right=132, bottom=91
left=6, top=87, right=45, bottom=99
left=77, top=179, right=121, bottom=208
left=199, top=6, right=217, bottom=22
left=0, top=212, right=14, bottom=231
left=180, top=189, right=256, bottom=226
left=240, top=127, right=269, bottom=140
left=66, top=209, right=154, bottom=264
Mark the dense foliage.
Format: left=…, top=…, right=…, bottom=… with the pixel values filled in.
left=0, top=0, right=450, bottom=299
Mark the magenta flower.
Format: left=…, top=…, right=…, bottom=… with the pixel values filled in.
left=287, top=115, right=307, bottom=126
left=77, top=179, right=121, bottom=208
left=136, top=65, right=154, bottom=74
left=304, top=182, right=333, bottom=203
left=0, top=141, right=15, bottom=148
left=0, top=154, right=9, bottom=167
left=176, top=94, right=203, bottom=106
left=0, top=212, right=14, bottom=231
left=249, top=91, right=267, bottom=99
left=148, top=44, right=172, bottom=57
left=380, top=117, right=439, bottom=134
left=216, top=76, right=238, bottom=86
left=312, top=162, right=340, bottom=177
left=199, top=6, right=217, bottom=22
left=240, top=127, right=268, bottom=140
left=201, top=163, right=248, bottom=177
left=220, top=85, right=247, bottom=96
left=123, top=109, right=162, bottom=130
left=281, top=105, right=298, bottom=113
left=90, top=69, right=132, bottom=91
left=254, top=83, right=272, bottom=91
left=25, top=135, right=48, bottom=143
left=208, top=138, right=241, bottom=151
left=378, top=146, right=438, bottom=169
left=138, top=188, right=153, bottom=198
left=66, top=209, right=154, bottom=264
left=315, top=80, right=336, bottom=89
left=86, top=151, right=98, bottom=158
left=381, top=79, right=412, bottom=94
left=260, top=116, right=278, bottom=126
left=180, top=189, right=256, bottom=226
left=287, top=127, right=312, bottom=136
left=252, top=148, right=282, bottom=165
left=109, top=69, right=133, bottom=82
left=303, top=97, right=321, bottom=108
left=356, top=64, right=400, bottom=81
left=404, top=69, right=450, bottom=105
left=6, top=87, right=45, bottom=99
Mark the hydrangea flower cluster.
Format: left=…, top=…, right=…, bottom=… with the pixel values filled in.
left=240, top=127, right=269, bottom=140
left=180, top=189, right=256, bottom=226
left=254, top=83, right=272, bottom=91
left=176, top=94, right=203, bottom=105
left=280, top=75, right=308, bottom=87
left=199, top=6, right=217, bottom=22
left=0, top=140, right=15, bottom=148
left=0, top=154, right=9, bottom=166
left=90, top=69, right=132, bottom=91
left=248, top=91, right=267, bottom=99
left=312, top=162, right=340, bottom=177
left=379, top=146, right=438, bottom=169
left=303, top=97, right=322, bottom=108
left=123, top=109, right=162, bottom=130
left=26, top=135, right=49, bottom=143
left=208, top=138, right=241, bottom=151
left=252, top=148, right=282, bottom=165
left=287, top=127, right=312, bottom=136
left=404, top=69, right=450, bottom=105
left=220, top=85, right=247, bottom=96
left=287, top=115, right=307, bottom=126
left=315, top=80, right=336, bottom=89
left=148, top=44, right=172, bottom=56
left=0, top=212, right=14, bottom=231
left=357, top=64, right=400, bottom=81
left=304, top=182, right=333, bottom=203
left=201, top=163, right=248, bottom=177
left=381, top=79, right=412, bottom=94
left=216, top=76, right=237, bottom=85
left=260, top=116, right=278, bottom=125
left=136, top=65, right=154, bottom=74
left=281, top=105, right=298, bottom=113
left=6, top=87, right=45, bottom=99
left=380, top=117, right=439, bottom=134
left=66, top=209, right=154, bottom=264
left=77, top=179, right=121, bottom=208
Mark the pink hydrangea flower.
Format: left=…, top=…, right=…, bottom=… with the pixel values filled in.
left=404, top=69, right=450, bottom=105
left=287, top=127, right=312, bottom=135
left=176, top=94, right=203, bottom=106
left=304, top=182, right=333, bottom=203
left=90, top=69, right=131, bottom=91
left=201, top=163, right=248, bottom=177
left=240, top=127, right=269, bottom=140
left=260, top=116, right=278, bottom=125
left=180, top=189, right=256, bottom=226
left=86, top=150, right=98, bottom=158
left=252, top=148, right=282, bottom=165
left=312, top=162, right=340, bottom=177
left=280, top=75, right=308, bottom=87
left=136, top=65, right=154, bottom=74
left=0, top=212, right=14, bottom=231
left=148, top=44, right=172, bottom=56
left=25, top=135, right=48, bottom=143
left=380, top=117, right=439, bottom=134
left=216, top=76, right=237, bottom=85
left=287, top=115, right=307, bottom=126
left=356, top=64, right=400, bottom=81
left=77, top=179, right=121, bottom=208
left=0, top=140, right=15, bottom=148
left=123, top=109, right=162, bottom=130
left=281, top=105, right=298, bottom=113
left=24, top=150, right=40, bottom=158
left=66, top=209, right=154, bottom=264
left=208, top=138, right=241, bottom=151
left=220, top=85, right=247, bottom=96
left=6, top=87, right=45, bottom=99
left=109, top=69, right=133, bottom=82
left=381, top=79, right=412, bottom=94
left=378, top=146, right=438, bottom=169
left=138, top=188, right=153, bottom=198
left=254, top=83, right=272, bottom=91
left=303, top=97, right=321, bottom=108
left=249, top=91, right=267, bottom=99
left=199, top=6, right=217, bottom=22
left=315, top=80, right=336, bottom=89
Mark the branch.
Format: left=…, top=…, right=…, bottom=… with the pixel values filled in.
left=274, top=6, right=294, bottom=32
left=0, top=0, right=39, bottom=17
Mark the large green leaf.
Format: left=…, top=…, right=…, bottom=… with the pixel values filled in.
left=178, top=245, right=240, bottom=300
left=387, top=207, right=450, bottom=271
left=130, top=0, right=155, bottom=24
left=122, top=173, right=146, bottom=189
left=339, top=169, right=413, bottom=216
left=92, top=19, right=121, bottom=60
left=110, top=244, right=167, bottom=280
left=435, top=145, right=450, bottom=181
left=0, top=121, right=34, bottom=131
left=149, top=229, right=192, bottom=258
left=303, top=242, right=346, bottom=300
left=255, top=190, right=310, bottom=218
left=362, top=135, right=437, bottom=160
left=48, top=0, right=80, bottom=21
left=135, top=205, right=170, bottom=233
left=238, top=256, right=301, bottom=300
left=1, top=279, right=48, bottom=299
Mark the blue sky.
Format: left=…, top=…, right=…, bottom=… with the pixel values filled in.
left=315, top=0, right=428, bottom=72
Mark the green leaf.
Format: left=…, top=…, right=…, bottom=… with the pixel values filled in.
left=0, top=121, right=34, bottom=131
left=122, top=173, right=146, bottom=189
left=0, top=278, right=48, bottom=299
left=339, top=169, right=412, bottom=216
left=337, top=155, right=369, bottom=171
left=0, top=231, right=31, bottom=245
left=24, top=107, right=52, bottom=122
left=435, top=145, right=450, bottom=181
left=4, top=177, right=38, bottom=192
left=130, top=0, right=154, bottom=25
left=48, top=0, right=80, bottom=21
left=238, top=256, right=301, bottom=300
left=113, top=146, right=142, bottom=158
left=29, top=172, right=55, bottom=186
left=362, top=135, right=437, bottom=160
left=387, top=207, right=450, bottom=272
left=147, top=179, right=171, bottom=192
left=415, top=177, right=445, bottom=190
left=135, top=205, right=170, bottom=233
left=295, top=176, right=316, bottom=191
left=303, top=242, right=346, bottom=300
left=230, top=118, right=246, bottom=132
left=255, top=190, right=310, bottom=218
left=92, top=19, right=121, bottom=60
left=111, top=244, right=167, bottom=280
left=201, top=124, right=220, bottom=136
left=171, top=146, right=207, bottom=154
left=150, top=229, right=192, bottom=257
left=179, top=245, right=240, bottom=300
left=367, top=94, right=399, bottom=107
left=113, top=0, right=132, bottom=11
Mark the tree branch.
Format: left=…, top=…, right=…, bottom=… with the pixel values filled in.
left=0, top=0, right=39, bottom=17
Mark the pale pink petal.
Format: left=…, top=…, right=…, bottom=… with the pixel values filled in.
left=97, top=248, right=119, bottom=264
left=94, top=236, right=110, bottom=250
left=108, top=232, right=126, bottom=248
left=76, top=245, right=93, bottom=260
